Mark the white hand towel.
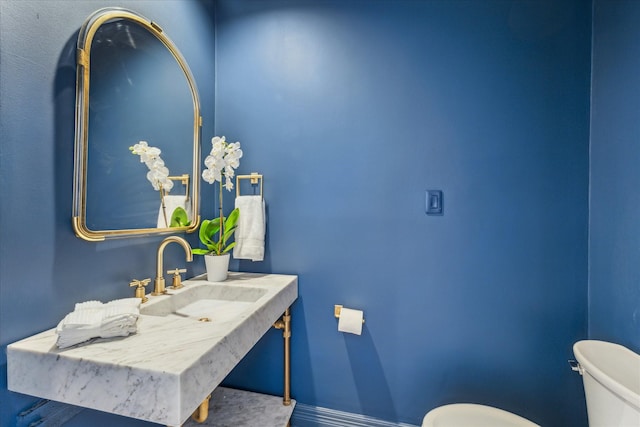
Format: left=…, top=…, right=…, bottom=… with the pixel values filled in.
left=157, top=195, right=191, bottom=228
left=56, top=298, right=141, bottom=349
left=233, top=195, right=266, bottom=261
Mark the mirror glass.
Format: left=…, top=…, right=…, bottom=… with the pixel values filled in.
left=73, top=8, right=201, bottom=241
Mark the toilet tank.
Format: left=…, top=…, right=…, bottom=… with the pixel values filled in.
left=573, top=340, right=640, bottom=427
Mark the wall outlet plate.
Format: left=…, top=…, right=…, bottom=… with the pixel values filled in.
left=426, top=190, right=443, bottom=215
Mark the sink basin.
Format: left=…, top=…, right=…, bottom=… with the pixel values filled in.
left=573, top=340, right=640, bottom=426
left=141, top=283, right=268, bottom=321
left=7, top=272, right=297, bottom=426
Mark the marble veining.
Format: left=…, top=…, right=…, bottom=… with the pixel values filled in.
left=7, top=272, right=297, bottom=426
left=183, top=387, right=295, bottom=427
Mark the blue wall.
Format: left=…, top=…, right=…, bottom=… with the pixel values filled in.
left=589, top=0, right=640, bottom=352
left=215, top=1, right=590, bottom=426
left=0, top=1, right=215, bottom=426
left=0, top=1, right=599, bottom=427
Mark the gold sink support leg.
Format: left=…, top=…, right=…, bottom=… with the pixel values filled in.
left=273, top=307, right=291, bottom=406
left=191, top=394, right=211, bottom=423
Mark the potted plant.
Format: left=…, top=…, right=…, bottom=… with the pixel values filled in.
left=195, top=136, right=243, bottom=281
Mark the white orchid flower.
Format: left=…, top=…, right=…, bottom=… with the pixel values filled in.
left=204, top=155, right=218, bottom=169
left=202, top=167, right=221, bottom=184
left=130, top=141, right=173, bottom=193
left=161, top=177, right=174, bottom=192
left=130, top=141, right=149, bottom=155
left=202, top=136, right=242, bottom=192
left=211, top=136, right=226, bottom=156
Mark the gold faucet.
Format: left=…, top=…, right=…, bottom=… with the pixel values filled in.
left=152, top=236, right=193, bottom=296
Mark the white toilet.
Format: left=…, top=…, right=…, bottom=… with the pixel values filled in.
left=422, top=403, right=539, bottom=427
left=572, top=340, right=640, bottom=427
left=422, top=340, right=640, bottom=427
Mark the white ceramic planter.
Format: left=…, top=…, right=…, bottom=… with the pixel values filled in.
left=204, top=253, right=230, bottom=282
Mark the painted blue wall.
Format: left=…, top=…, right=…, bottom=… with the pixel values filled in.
left=215, top=1, right=590, bottom=426
left=1, top=1, right=596, bottom=427
left=0, top=1, right=215, bottom=426
left=589, top=0, right=640, bottom=352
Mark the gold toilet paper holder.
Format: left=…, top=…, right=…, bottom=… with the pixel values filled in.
left=334, top=305, right=365, bottom=324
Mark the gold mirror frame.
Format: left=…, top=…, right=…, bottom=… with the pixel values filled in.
left=72, top=7, right=201, bottom=241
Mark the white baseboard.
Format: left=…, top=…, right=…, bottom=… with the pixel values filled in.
left=18, top=398, right=420, bottom=427
left=291, top=403, right=420, bottom=427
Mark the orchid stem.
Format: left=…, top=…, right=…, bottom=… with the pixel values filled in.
left=218, top=179, right=223, bottom=254
left=159, top=183, right=168, bottom=227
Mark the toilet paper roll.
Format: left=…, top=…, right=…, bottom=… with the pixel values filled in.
left=338, top=307, right=364, bottom=335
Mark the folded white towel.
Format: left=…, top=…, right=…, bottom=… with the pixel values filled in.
left=157, top=195, right=191, bottom=228
left=74, top=300, right=102, bottom=311
left=56, top=298, right=141, bottom=349
left=233, top=196, right=266, bottom=261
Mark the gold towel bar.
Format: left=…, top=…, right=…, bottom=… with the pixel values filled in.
left=167, top=174, right=190, bottom=199
left=236, top=172, right=263, bottom=199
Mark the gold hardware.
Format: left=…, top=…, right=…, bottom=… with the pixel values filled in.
left=72, top=216, right=104, bottom=241
left=198, top=317, right=211, bottom=322
left=167, top=174, right=190, bottom=200
left=72, top=8, right=202, bottom=241
left=334, top=305, right=365, bottom=323
left=76, top=48, right=88, bottom=68
left=150, top=21, right=163, bottom=33
left=153, top=236, right=192, bottom=296
left=334, top=304, right=342, bottom=318
left=167, top=267, right=187, bottom=289
left=273, top=308, right=292, bottom=406
left=191, top=394, right=211, bottom=423
left=236, top=173, right=263, bottom=199
left=129, top=278, right=150, bottom=303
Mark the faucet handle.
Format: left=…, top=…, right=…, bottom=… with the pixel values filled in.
left=129, top=278, right=151, bottom=303
left=167, top=268, right=187, bottom=289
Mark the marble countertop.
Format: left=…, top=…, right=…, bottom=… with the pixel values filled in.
left=7, top=272, right=298, bottom=426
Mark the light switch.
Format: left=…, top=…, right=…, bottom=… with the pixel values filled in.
left=426, top=190, right=443, bottom=215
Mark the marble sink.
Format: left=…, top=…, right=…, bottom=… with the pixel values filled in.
left=7, top=272, right=297, bottom=426
left=141, top=282, right=268, bottom=322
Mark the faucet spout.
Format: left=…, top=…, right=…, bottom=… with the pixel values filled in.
left=153, top=236, right=193, bottom=296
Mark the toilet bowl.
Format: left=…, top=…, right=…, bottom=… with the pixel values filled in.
left=422, top=403, right=539, bottom=427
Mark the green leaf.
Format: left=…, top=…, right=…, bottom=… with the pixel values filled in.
left=170, top=207, right=191, bottom=227
left=225, top=208, right=240, bottom=230
left=221, top=208, right=239, bottom=245
left=192, top=248, right=212, bottom=255
left=222, top=226, right=237, bottom=245
left=199, top=219, right=213, bottom=245
left=222, top=242, right=236, bottom=254
left=199, top=219, right=221, bottom=246
left=196, top=210, right=239, bottom=255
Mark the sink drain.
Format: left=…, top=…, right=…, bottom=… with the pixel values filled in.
left=198, top=317, right=211, bottom=322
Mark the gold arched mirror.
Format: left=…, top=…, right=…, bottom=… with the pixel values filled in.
left=72, top=7, right=201, bottom=241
